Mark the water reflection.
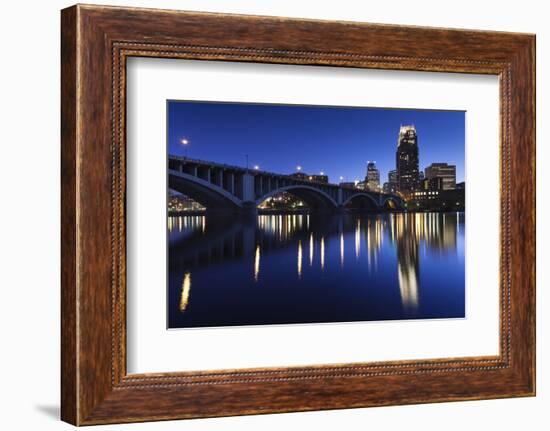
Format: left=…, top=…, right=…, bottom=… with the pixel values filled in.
left=309, top=233, right=314, bottom=266
left=297, top=240, right=303, bottom=279
left=320, top=237, right=325, bottom=271
left=340, top=232, right=344, bottom=268
left=179, top=272, right=191, bottom=312
left=168, top=212, right=465, bottom=328
left=355, top=219, right=361, bottom=259
left=254, top=245, right=261, bottom=283
left=394, top=216, right=419, bottom=311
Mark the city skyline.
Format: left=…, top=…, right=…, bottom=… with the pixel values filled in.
left=167, top=100, right=465, bottom=185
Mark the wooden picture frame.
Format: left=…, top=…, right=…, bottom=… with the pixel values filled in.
left=61, top=4, right=535, bottom=425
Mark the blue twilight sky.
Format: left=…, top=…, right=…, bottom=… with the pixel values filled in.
left=167, top=101, right=465, bottom=184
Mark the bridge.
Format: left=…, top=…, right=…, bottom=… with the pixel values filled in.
left=168, top=155, right=404, bottom=213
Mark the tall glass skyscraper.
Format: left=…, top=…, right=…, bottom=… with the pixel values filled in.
left=365, top=161, right=380, bottom=191
left=396, top=125, right=420, bottom=193
left=383, top=169, right=398, bottom=194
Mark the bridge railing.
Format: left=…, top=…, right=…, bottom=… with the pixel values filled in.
left=170, top=155, right=361, bottom=189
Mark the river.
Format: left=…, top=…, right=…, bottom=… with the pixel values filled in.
left=168, top=212, right=465, bottom=329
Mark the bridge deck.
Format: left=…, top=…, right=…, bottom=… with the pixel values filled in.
left=168, top=155, right=404, bottom=211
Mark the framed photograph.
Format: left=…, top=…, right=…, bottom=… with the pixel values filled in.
left=61, top=4, right=535, bottom=425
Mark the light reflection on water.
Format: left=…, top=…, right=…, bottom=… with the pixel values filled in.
left=168, top=212, right=465, bottom=329
left=254, top=245, right=260, bottom=283
left=297, top=240, right=303, bottom=279
left=179, top=272, right=191, bottom=312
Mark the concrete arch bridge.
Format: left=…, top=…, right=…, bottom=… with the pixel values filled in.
left=168, top=156, right=404, bottom=214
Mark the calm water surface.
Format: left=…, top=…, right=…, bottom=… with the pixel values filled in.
left=168, top=212, right=465, bottom=329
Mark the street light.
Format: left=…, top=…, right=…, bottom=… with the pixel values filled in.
left=320, top=171, right=324, bottom=175
left=339, top=176, right=344, bottom=182
left=180, top=138, right=189, bottom=158
left=296, top=165, right=302, bottom=171
left=254, top=165, right=260, bottom=170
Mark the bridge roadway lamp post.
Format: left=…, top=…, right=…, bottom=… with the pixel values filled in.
left=180, top=138, right=189, bottom=158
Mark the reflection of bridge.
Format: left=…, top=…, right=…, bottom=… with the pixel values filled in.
left=168, top=212, right=461, bottom=317
left=168, top=156, right=404, bottom=213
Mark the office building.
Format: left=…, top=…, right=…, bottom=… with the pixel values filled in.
left=365, top=161, right=380, bottom=191
left=396, top=125, right=420, bottom=194
left=383, top=169, right=398, bottom=193
left=425, top=162, right=456, bottom=190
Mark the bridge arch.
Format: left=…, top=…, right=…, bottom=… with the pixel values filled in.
left=256, top=185, right=338, bottom=210
left=342, top=192, right=380, bottom=210
left=381, top=196, right=405, bottom=210
left=168, top=170, right=243, bottom=211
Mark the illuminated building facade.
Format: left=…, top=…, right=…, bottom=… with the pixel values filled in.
left=396, top=125, right=420, bottom=194
left=408, top=188, right=465, bottom=211
left=308, top=174, right=329, bottom=183
left=421, top=177, right=444, bottom=191
left=425, top=162, right=456, bottom=190
left=168, top=192, right=205, bottom=213
left=383, top=169, right=398, bottom=194
left=257, top=192, right=305, bottom=210
left=365, top=161, right=380, bottom=191
left=289, top=172, right=329, bottom=183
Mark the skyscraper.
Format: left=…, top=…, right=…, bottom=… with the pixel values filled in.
left=388, top=169, right=398, bottom=185
left=383, top=169, right=398, bottom=194
left=365, top=161, right=380, bottom=191
left=425, top=163, right=456, bottom=190
left=396, top=125, right=420, bottom=194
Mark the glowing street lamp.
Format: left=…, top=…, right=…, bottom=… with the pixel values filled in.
left=296, top=165, right=302, bottom=172
left=180, top=138, right=190, bottom=158
left=339, top=176, right=344, bottom=181
left=254, top=165, right=260, bottom=170
left=320, top=171, right=324, bottom=176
